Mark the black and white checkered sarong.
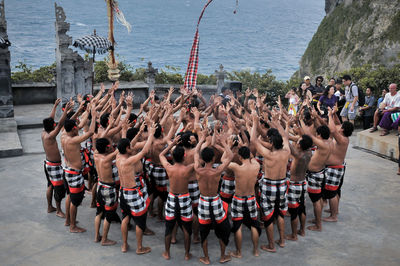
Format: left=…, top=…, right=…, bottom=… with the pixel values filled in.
left=198, top=195, right=228, bottom=225
left=259, top=177, right=288, bottom=220
left=188, top=180, right=200, bottom=207
left=144, top=159, right=168, bottom=191
left=44, top=160, right=64, bottom=186
left=324, top=165, right=345, bottom=191
left=231, top=195, right=258, bottom=221
left=120, top=186, right=149, bottom=217
left=306, top=169, right=325, bottom=194
left=220, top=175, right=235, bottom=199
left=287, top=180, right=306, bottom=209
left=165, top=192, right=193, bottom=222
left=97, top=181, right=118, bottom=210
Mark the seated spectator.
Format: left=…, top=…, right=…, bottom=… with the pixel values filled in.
left=370, top=83, right=400, bottom=136
left=317, top=85, right=337, bottom=118
left=298, top=82, right=313, bottom=103
left=377, top=88, right=389, bottom=107
left=359, top=87, right=376, bottom=129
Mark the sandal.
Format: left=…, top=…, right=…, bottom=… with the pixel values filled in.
left=380, top=130, right=390, bottom=136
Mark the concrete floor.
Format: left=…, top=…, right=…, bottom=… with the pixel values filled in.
left=0, top=130, right=399, bottom=266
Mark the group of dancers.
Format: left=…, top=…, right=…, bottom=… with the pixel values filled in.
left=42, top=82, right=354, bottom=264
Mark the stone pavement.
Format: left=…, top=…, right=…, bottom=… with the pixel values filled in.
left=0, top=130, right=399, bottom=266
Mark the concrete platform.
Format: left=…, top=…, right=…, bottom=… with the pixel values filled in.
left=0, top=117, right=23, bottom=158
left=0, top=135, right=399, bottom=265
left=14, top=104, right=53, bottom=129
left=356, top=129, right=398, bottom=161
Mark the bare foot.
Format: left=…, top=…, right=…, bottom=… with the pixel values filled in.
left=70, top=226, right=86, bottom=233
left=184, top=253, right=192, bottom=261
left=275, top=239, right=285, bottom=248
left=162, top=251, right=170, bottom=260
left=121, top=243, right=129, bottom=253
left=260, top=245, right=276, bottom=253
left=324, top=209, right=332, bottom=213
left=297, top=230, right=305, bottom=237
left=144, top=227, right=155, bottom=236
left=308, top=219, right=316, bottom=224
left=199, top=257, right=210, bottom=265
left=322, top=216, right=338, bottom=222
left=56, top=211, right=66, bottom=218
left=285, top=234, right=298, bottom=241
left=136, top=246, right=151, bottom=255
left=94, top=234, right=102, bottom=243
left=102, top=239, right=117, bottom=246
left=47, top=206, right=56, bottom=213
left=253, top=249, right=260, bottom=257
left=307, top=225, right=321, bottom=231
left=219, top=254, right=231, bottom=263
left=230, top=251, right=242, bottom=258
left=171, top=239, right=177, bottom=244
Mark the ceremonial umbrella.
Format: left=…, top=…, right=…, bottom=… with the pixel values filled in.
left=73, top=30, right=113, bottom=92
left=0, top=36, right=11, bottom=49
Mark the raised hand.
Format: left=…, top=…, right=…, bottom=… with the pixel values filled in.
left=252, top=89, right=259, bottom=98
left=245, top=87, right=252, bottom=97
left=54, top=98, right=61, bottom=106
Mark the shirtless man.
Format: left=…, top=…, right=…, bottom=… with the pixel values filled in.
left=42, top=99, right=71, bottom=217
left=285, top=134, right=313, bottom=240
left=194, top=133, right=234, bottom=265
left=93, top=138, right=121, bottom=246
left=322, top=109, right=354, bottom=222
left=227, top=146, right=261, bottom=258
left=61, top=106, right=97, bottom=233
left=144, top=123, right=173, bottom=221
left=159, top=136, right=195, bottom=261
left=117, top=123, right=156, bottom=254
left=301, top=121, right=333, bottom=232
left=251, top=114, right=291, bottom=252
left=180, top=131, right=200, bottom=244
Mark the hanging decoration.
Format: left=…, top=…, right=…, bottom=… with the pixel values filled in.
left=183, top=0, right=213, bottom=92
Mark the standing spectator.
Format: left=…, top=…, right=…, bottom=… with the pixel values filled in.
left=327, top=77, right=336, bottom=88
left=377, top=88, right=389, bottom=108
left=370, top=84, right=400, bottom=136
left=304, top=76, right=315, bottom=94
left=298, top=82, right=313, bottom=103
left=359, top=87, right=376, bottom=129
left=340, top=75, right=359, bottom=124
left=317, top=85, right=337, bottom=118
left=311, top=76, right=324, bottom=108
left=285, top=87, right=300, bottom=115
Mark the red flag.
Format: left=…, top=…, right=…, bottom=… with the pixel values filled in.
left=183, top=0, right=213, bottom=91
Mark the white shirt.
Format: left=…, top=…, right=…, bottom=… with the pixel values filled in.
left=383, top=92, right=400, bottom=109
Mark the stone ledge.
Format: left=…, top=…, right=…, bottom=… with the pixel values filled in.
left=0, top=129, right=23, bottom=158
left=356, top=129, right=398, bottom=161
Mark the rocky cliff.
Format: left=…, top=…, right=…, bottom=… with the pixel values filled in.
left=299, top=0, right=400, bottom=77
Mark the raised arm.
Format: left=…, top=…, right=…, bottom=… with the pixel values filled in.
left=71, top=105, right=97, bottom=144
left=159, top=135, right=181, bottom=169
left=50, top=98, right=61, bottom=119
left=126, top=123, right=156, bottom=165
left=49, top=102, right=72, bottom=138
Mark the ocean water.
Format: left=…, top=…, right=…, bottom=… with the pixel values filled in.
left=6, top=0, right=325, bottom=80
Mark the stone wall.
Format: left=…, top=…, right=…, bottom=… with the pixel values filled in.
left=12, top=82, right=56, bottom=105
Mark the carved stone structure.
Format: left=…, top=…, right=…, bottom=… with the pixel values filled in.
left=145, top=61, right=158, bottom=95
left=0, top=0, right=13, bottom=118
left=215, top=64, right=226, bottom=94
left=55, top=3, right=93, bottom=102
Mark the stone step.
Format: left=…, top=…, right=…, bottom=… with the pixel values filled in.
left=0, top=118, right=23, bottom=158
left=356, top=129, right=398, bottom=162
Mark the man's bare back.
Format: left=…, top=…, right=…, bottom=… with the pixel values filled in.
left=228, top=158, right=259, bottom=196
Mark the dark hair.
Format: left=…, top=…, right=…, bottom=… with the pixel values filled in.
left=189, top=98, right=200, bottom=109
left=324, top=85, right=334, bottom=97
left=83, top=94, right=91, bottom=102
left=299, top=134, right=313, bottom=150
left=100, top=113, right=110, bottom=128
left=221, top=98, right=230, bottom=107
left=336, top=78, right=342, bottom=84
left=316, top=76, right=324, bottom=83
left=154, top=123, right=162, bottom=138
left=96, top=138, right=110, bottom=154
left=66, top=111, right=75, bottom=119
left=316, top=125, right=330, bottom=139
left=128, top=113, right=138, bottom=124
left=342, top=74, right=351, bottom=81
left=64, top=119, right=76, bottom=132
left=221, top=87, right=228, bottom=93
left=270, top=133, right=283, bottom=150
left=341, top=121, right=354, bottom=137
left=154, top=95, right=160, bottom=101
left=238, top=146, right=250, bottom=159
left=383, top=88, right=389, bottom=93
left=172, top=145, right=185, bottom=163
left=126, top=127, right=139, bottom=141
left=267, top=128, right=279, bottom=138
left=181, top=132, right=193, bottom=148
left=43, top=117, right=55, bottom=133
left=117, top=138, right=130, bottom=154
left=201, top=147, right=215, bottom=163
